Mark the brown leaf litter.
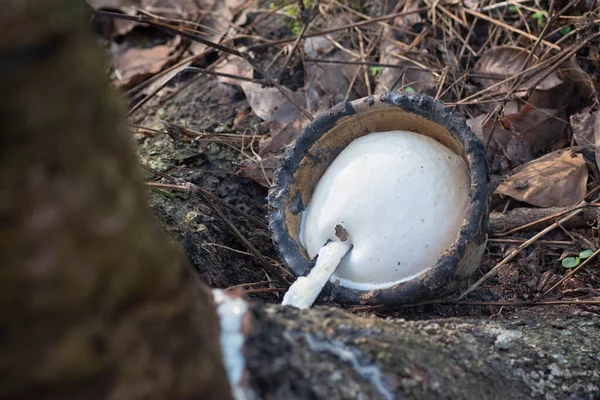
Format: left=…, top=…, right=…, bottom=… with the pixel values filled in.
left=495, top=149, right=588, bottom=207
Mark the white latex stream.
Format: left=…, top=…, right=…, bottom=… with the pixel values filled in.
left=282, top=241, right=352, bottom=309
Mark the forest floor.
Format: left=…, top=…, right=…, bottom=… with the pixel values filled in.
left=89, top=0, right=600, bottom=321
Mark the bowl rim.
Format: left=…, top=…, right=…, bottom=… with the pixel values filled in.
left=268, top=92, right=488, bottom=305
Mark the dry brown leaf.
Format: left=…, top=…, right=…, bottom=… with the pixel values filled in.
left=140, top=0, right=200, bottom=18
left=88, top=0, right=138, bottom=7
left=214, top=55, right=254, bottom=86
left=571, top=108, right=600, bottom=171
left=240, top=82, right=315, bottom=124
left=467, top=107, right=568, bottom=171
left=473, top=46, right=563, bottom=93
left=259, top=118, right=308, bottom=156
left=90, top=4, right=141, bottom=38
left=374, top=20, right=438, bottom=96
left=237, top=156, right=281, bottom=188
left=110, top=37, right=179, bottom=89
left=305, top=52, right=358, bottom=112
left=557, top=57, right=599, bottom=109
left=376, top=39, right=438, bottom=94
left=495, top=149, right=588, bottom=207
left=304, top=37, right=335, bottom=58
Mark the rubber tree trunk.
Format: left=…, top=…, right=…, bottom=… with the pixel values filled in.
left=243, top=304, right=600, bottom=399
left=0, top=1, right=232, bottom=399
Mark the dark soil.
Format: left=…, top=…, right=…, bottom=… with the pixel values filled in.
left=132, top=76, right=288, bottom=302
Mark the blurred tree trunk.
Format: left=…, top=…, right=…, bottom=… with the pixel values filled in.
left=0, top=1, right=232, bottom=399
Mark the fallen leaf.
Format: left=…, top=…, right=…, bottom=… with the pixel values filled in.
left=570, top=107, right=600, bottom=171
left=237, top=156, right=281, bottom=187
left=214, top=54, right=254, bottom=86
left=375, top=22, right=439, bottom=95
left=376, top=40, right=438, bottom=94
left=467, top=107, right=568, bottom=171
left=259, top=118, right=308, bottom=156
left=90, top=5, right=139, bottom=38
left=88, top=0, right=136, bottom=7
left=557, top=57, right=599, bottom=109
left=240, top=82, right=315, bottom=124
left=505, top=107, right=568, bottom=150
left=140, top=0, right=200, bottom=19
left=110, top=37, right=180, bottom=89
left=495, top=149, right=588, bottom=207
left=305, top=51, right=358, bottom=112
left=473, top=46, right=563, bottom=93
left=303, top=36, right=335, bottom=58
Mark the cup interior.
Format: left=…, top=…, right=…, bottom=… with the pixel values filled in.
left=285, top=106, right=468, bottom=259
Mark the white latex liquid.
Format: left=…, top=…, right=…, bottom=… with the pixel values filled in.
left=301, top=131, right=470, bottom=291
left=282, top=241, right=352, bottom=309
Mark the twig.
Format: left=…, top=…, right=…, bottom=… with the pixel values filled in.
left=248, top=7, right=430, bottom=50
left=435, top=67, right=449, bottom=99
left=488, top=238, right=573, bottom=246
left=490, top=204, right=592, bottom=237
left=276, top=11, right=318, bottom=83
left=463, top=8, right=561, bottom=50
left=241, top=287, right=286, bottom=294
left=458, top=204, right=587, bottom=299
left=525, top=31, right=600, bottom=99
left=242, top=52, right=314, bottom=121
left=351, top=298, right=600, bottom=313
left=194, top=187, right=288, bottom=286
left=479, top=0, right=533, bottom=11
left=305, top=58, right=441, bottom=72
left=144, top=176, right=288, bottom=286
left=90, top=8, right=313, bottom=121
left=143, top=175, right=269, bottom=230
left=540, top=247, right=600, bottom=298
left=226, top=280, right=276, bottom=291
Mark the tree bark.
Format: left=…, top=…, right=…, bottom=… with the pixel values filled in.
left=243, top=304, right=600, bottom=399
left=0, top=1, right=231, bottom=399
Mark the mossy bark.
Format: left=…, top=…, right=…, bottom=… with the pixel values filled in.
left=0, top=1, right=231, bottom=399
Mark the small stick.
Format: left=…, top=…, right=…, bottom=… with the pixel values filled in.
left=195, top=187, right=288, bottom=287
left=282, top=241, right=352, bottom=309
left=90, top=8, right=313, bottom=121
left=241, top=287, right=286, bottom=294
left=435, top=67, right=449, bottom=99
left=463, top=8, right=561, bottom=50
left=226, top=280, right=276, bottom=291
left=351, top=299, right=600, bottom=313
left=488, top=238, right=573, bottom=246
left=458, top=206, right=586, bottom=299
left=276, top=10, right=318, bottom=84
left=491, top=203, right=589, bottom=236
left=248, top=7, right=430, bottom=50
left=144, top=181, right=269, bottom=230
